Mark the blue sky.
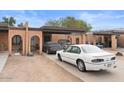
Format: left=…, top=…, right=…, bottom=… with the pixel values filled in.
left=0, top=10, right=124, bottom=31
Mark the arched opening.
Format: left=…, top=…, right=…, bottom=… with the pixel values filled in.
left=12, top=35, right=23, bottom=54
left=30, top=36, right=40, bottom=54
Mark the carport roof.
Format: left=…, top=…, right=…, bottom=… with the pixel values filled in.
left=0, top=23, right=86, bottom=34
left=41, top=26, right=86, bottom=34
left=93, top=31, right=114, bottom=35
left=93, top=29, right=124, bottom=35
left=0, top=23, right=9, bottom=31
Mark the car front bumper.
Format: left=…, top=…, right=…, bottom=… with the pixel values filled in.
left=85, top=60, right=117, bottom=71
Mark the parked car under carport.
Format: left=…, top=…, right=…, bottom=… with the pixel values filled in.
left=43, top=42, right=62, bottom=54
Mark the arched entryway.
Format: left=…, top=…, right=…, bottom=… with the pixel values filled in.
left=30, top=36, right=40, bottom=54
left=12, top=35, right=23, bottom=54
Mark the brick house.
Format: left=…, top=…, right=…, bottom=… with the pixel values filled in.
left=86, top=29, right=124, bottom=50
left=0, top=22, right=86, bottom=56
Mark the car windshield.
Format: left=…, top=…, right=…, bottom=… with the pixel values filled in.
left=82, top=45, right=103, bottom=53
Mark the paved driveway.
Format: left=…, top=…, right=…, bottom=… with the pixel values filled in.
left=0, top=55, right=82, bottom=82
left=0, top=52, right=9, bottom=72
left=43, top=53, right=124, bottom=82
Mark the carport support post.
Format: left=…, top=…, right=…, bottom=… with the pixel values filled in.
left=82, top=34, right=86, bottom=44
left=93, top=35, right=96, bottom=45
left=71, top=35, right=75, bottom=44
left=111, top=35, right=117, bottom=50
left=8, top=30, right=12, bottom=56
left=101, top=36, right=104, bottom=43
left=25, top=22, right=29, bottom=55
left=39, top=32, right=43, bottom=54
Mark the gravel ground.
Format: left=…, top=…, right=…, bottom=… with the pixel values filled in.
left=0, top=55, right=82, bottom=82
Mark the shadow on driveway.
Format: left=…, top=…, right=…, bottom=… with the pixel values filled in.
left=61, top=60, right=113, bottom=76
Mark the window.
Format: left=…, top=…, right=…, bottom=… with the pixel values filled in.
left=82, top=45, right=103, bottom=53
left=70, top=46, right=81, bottom=54
left=64, top=46, right=72, bottom=52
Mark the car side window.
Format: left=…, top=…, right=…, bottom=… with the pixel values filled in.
left=64, top=46, right=72, bottom=52
left=70, top=46, right=81, bottom=54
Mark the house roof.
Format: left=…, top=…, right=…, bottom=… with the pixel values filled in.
left=41, top=26, right=86, bottom=34
left=41, top=26, right=85, bottom=32
left=9, top=27, right=41, bottom=31
left=93, top=30, right=114, bottom=35
left=0, top=23, right=86, bottom=33
left=93, top=29, right=124, bottom=35
left=9, top=27, right=25, bottom=30
left=0, top=23, right=9, bottom=31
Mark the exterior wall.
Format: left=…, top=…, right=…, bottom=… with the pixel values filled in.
left=85, top=33, right=122, bottom=50
left=51, top=34, right=68, bottom=43
left=8, top=29, right=26, bottom=55
left=111, top=35, right=117, bottom=50
left=0, top=32, right=8, bottom=51
left=28, top=30, right=42, bottom=54
left=86, top=34, right=102, bottom=45
left=8, top=29, right=43, bottom=56
left=51, top=34, right=85, bottom=44
left=86, top=34, right=94, bottom=44
left=117, top=35, right=124, bottom=47
left=95, top=35, right=103, bottom=44
left=71, top=34, right=84, bottom=44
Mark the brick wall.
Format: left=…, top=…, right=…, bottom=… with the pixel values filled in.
left=117, top=35, right=124, bottom=47
left=51, top=34, right=68, bottom=43
left=8, top=29, right=43, bottom=55
left=0, top=32, right=8, bottom=51
left=51, top=34, right=84, bottom=44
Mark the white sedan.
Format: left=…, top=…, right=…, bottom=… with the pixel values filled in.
left=56, top=44, right=117, bottom=72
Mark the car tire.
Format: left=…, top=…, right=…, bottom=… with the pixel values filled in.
left=58, top=54, right=62, bottom=61
left=77, top=60, right=86, bottom=72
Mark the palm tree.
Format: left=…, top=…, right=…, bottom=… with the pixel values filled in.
left=2, top=17, right=16, bottom=26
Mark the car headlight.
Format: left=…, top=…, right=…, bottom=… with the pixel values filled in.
left=91, top=59, right=104, bottom=63
left=111, top=57, right=116, bottom=60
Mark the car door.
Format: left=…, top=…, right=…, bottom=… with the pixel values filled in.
left=61, top=46, right=73, bottom=62
left=67, top=46, right=81, bottom=65
left=62, top=46, right=81, bottom=65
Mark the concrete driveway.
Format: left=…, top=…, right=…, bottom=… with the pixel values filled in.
left=0, top=51, right=9, bottom=72
left=43, top=53, right=124, bottom=82
left=0, top=55, right=82, bottom=82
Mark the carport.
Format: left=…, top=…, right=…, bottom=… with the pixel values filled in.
left=0, top=24, right=9, bottom=72
left=0, top=23, right=9, bottom=52
left=93, top=30, right=122, bottom=50
left=41, top=26, right=86, bottom=45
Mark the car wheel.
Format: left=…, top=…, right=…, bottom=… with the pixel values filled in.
left=58, top=54, right=62, bottom=61
left=77, top=60, right=86, bottom=72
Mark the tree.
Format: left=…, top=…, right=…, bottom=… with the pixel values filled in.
left=45, top=20, right=61, bottom=27
left=2, top=17, right=16, bottom=26
left=18, top=22, right=24, bottom=27
left=45, top=16, right=92, bottom=31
